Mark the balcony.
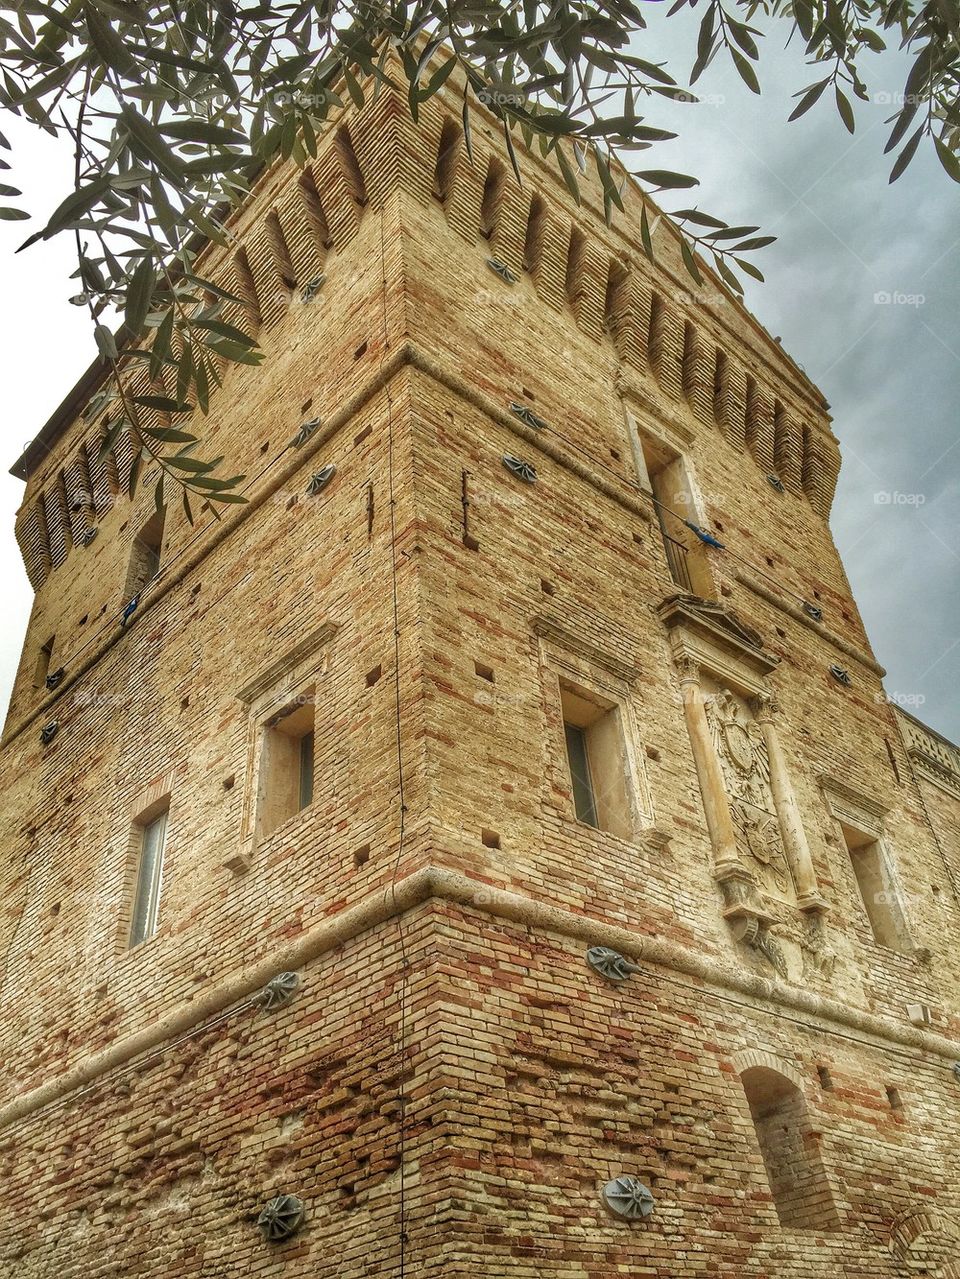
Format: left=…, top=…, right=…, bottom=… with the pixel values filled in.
left=658, top=527, right=693, bottom=593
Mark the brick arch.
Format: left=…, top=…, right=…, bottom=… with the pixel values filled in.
left=732, top=1048, right=841, bottom=1232
left=889, top=1208, right=960, bottom=1278
left=731, top=1047, right=806, bottom=1094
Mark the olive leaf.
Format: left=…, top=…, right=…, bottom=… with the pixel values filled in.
left=0, top=0, right=952, bottom=507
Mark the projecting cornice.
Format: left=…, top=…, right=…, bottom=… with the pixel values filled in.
left=2, top=864, right=958, bottom=1133
left=658, top=593, right=780, bottom=696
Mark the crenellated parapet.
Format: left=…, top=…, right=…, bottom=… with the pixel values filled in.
left=12, top=52, right=842, bottom=593
left=896, top=708, right=960, bottom=799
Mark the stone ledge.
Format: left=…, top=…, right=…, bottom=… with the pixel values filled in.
left=1, top=865, right=958, bottom=1133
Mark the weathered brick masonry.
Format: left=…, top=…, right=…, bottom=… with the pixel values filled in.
left=1, top=54, right=959, bottom=1278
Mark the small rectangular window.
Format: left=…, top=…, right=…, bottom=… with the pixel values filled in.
left=257, top=693, right=316, bottom=839
left=130, top=809, right=168, bottom=947
left=841, top=823, right=911, bottom=952
left=559, top=682, right=634, bottom=839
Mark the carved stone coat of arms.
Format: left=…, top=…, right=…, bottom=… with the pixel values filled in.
left=705, top=688, right=795, bottom=902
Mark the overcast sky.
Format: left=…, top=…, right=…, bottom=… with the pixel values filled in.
left=0, top=11, right=957, bottom=741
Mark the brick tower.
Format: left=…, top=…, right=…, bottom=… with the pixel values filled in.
left=2, top=55, right=959, bottom=1279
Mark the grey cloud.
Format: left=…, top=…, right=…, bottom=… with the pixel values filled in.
left=638, top=9, right=960, bottom=739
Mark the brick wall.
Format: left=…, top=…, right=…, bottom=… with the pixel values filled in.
left=1, top=54, right=959, bottom=1278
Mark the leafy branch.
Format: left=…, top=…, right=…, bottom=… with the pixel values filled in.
left=0, top=1, right=955, bottom=507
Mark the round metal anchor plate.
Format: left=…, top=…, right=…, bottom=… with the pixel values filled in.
left=586, top=946, right=640, bottom=983
left=602, top=1176, right=655, bottom=1220
left=257, top=1193, right=305, bottom=1242
left=260, top=971, right=300, bottom=1010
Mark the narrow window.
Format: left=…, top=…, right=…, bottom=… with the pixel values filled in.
left=129, top=808, right=168, bottom=947
left=125, top=508, right=165, bottom=599
left=34, top=635, right=55, bottom=689
left=559, top=682, right=634, bottom=839
left=257, top=692, right=316, bottom=839
left=564, top=722, right=598, bottom=827
left=633, top=426, right=713, bottom=598
left=840, top=823, right=911, bottom=951
left=740, top=1066, right=840, bottom=1231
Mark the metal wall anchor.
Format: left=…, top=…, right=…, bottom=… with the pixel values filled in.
left=586, top=946, right=641, bottom=983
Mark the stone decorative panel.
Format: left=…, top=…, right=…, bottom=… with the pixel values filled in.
left=704, top=683, right=795, bottom=905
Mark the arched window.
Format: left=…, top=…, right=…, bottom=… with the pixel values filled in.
left=740, top=1065, right=840, bottom=1231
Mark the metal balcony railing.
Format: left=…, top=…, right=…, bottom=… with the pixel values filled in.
left=659, top=530, right=692, bottom=592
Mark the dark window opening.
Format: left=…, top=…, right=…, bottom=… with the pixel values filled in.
left=298, top=730, right=315, bottom=810
left=129, top=807, right=168, bottom=948
left=564, top=722, right=599, bottom=828
left=125, top=508, right=165, bottom=600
